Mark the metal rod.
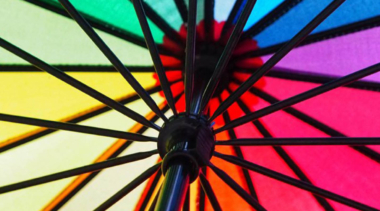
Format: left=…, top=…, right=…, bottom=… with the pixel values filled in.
left=95, top=163, right=161, bottom=211
left=185, top=0, right=197, bottom=115
left=210, top=0, right=345, bottom=122
left=155, top=160, right=190, bottom=211
left=216, top=62, right=380, bottom=133
left=0, top=150, right=157, bottom=194
left=58, top=0, right=167, bottom=123
left=215, top=152, right=378, bottom=211
left=208, top=163, right=266, bottom=211
left=199, top=0, right=257, bottom=114
left=0, top=37, right=159, bottom=130
left=133, top=0, right=177, bottom=117
left=0, top=113, right=157, bottom=142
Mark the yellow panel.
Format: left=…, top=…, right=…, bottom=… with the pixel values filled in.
left=0, top=72, right=157, bottom=142
left=59, top=118, right=166, bottom=211
left=0, top=94, right=164, bottom=211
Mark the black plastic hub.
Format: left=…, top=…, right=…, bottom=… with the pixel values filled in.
left=158, top=113, right=215, bottom=182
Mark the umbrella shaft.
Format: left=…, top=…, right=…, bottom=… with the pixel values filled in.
left=155, top=161, right=190, bottom=211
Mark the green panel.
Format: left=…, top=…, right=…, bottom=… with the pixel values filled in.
left=0, top=0, right=153, bottom=65
left=39, top=0, right=165, bottom=44
left=145, top=0, right=183, bottom=30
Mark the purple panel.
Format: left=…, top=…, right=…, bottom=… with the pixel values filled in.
left=261, top=27, right=380, bottom=82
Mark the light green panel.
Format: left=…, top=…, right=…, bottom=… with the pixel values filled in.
left=145, top=0, right=183, bottom=30
left=39, top=0, right=164, bottom=43
left=0, top=0, right=153, bottom=65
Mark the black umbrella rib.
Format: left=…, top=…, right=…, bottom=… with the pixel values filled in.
left=209, top=0, right=344, bottom=122
left=22, top=0, right=146, bottom=54
left=185, top=0, right=197, bottom=115
left=246, top=86, right=380, bottom=163
left=95, top=163, right=161, bottom=211
left=0, top=37, right=158, bottom=130
left=241, top=0, right=302, bottom=39
left=216, top=62, right=380, bottom=133
left=215, top=152, right=379, bottom=211
left=133, top=0, right=177, bottom=117
left=138, top=168, right=162, bottom=211
left=183, top=188, right=190, bottom=211
left=204, top=0, right=215, bottom=42
left=199, top=0, right=257, bottom=114
left=246, top=116, right=335, bottom=210
left=174, top=0, right=188, bottom=23
left=0, top=150, right=157, bottom=194
left=240, top=15, right=380, bottom=58
left=131, top=0, right=184, bottom=47
left=230, top=89, right=334, bottom=210
left=208, top=163, right=266, bottom=211
left=199, top=167, right=207, bottom=211
left=217, top=137, right=380, bottom=146
left=58, top=0, right=166, bottom=124
left=49, top=93, right=183, bottom=210
left=148, top=186, right=162, bottom=211
left=220, top=0, right=245, bottom=40
left=0, top=113, right=157, bottom=142
left=220, top=101, right=259, bottom=201
left=199, top=173, right=222, bottom=211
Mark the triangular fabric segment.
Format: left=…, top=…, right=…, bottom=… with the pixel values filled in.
left=0, top=0, right=153, bottom=65
left=254, top=0, right=380, bottom=48
left=0, top=98, right=161, bottom=211
left=261, top=77, right=380, bottom=139
left=262, top=27, right=380, bottom=82
left=145, top=0, right=183, bottom=31
left=244, top=0, right=284, bottom=30
left=36, top=0, right=164, bottom=43
left=234, top=79, right=380, bottom=210
left=0, top=72, right=158, bottom=142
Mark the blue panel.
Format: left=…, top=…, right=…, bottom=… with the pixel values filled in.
left=244, top=0, right=284, bottom=30
left=254, top=0, right=380, bottom=48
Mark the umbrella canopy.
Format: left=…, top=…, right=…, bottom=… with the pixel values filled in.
left=1, top=0, right=380, bottom=210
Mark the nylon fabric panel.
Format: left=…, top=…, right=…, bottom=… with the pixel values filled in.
left=244, top=0, right=284, bottom=30
left=209, top=96, right=254, bottom=211
left=260, top=77, right=380, bottom=153
left=0, top=0, right=153, bottom=65
left=0, top=96, right=163, bottom=211
left=37, top=0, right=165, bottom=44
left=145, top=0, right=183, bottom=31
left=261, top=27, right=380, bottom=83
left=0, top=72, right=157, bottom=143
left=223, top=85, right=325, bottom=211
left=254, top=0, right=380, bottom=48
left=246, top=76, right=380, bottom=210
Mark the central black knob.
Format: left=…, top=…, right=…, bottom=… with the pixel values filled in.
left=158, top=113, right=215, bottom=181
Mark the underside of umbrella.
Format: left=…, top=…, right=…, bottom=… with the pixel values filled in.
left=1, top=0, right=380, bottom=210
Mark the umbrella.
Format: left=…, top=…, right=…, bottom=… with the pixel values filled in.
left=1, top=0, right=380, bottom=210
